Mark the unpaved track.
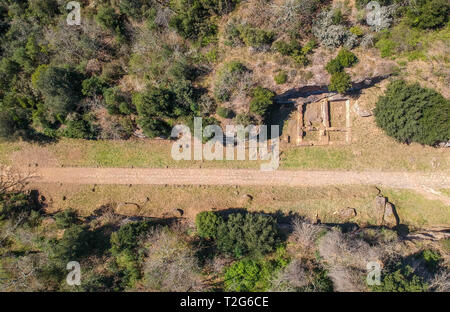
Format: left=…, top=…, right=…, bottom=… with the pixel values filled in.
left=31, top=167, right=449, bottom=190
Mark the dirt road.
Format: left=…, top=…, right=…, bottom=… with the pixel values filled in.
left=31, top=167, right=449, bottom=190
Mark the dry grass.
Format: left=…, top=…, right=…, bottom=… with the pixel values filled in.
left=28, top=183, right=449, bottom=228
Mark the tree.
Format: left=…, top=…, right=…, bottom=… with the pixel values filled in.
left=326, top=49, right=358, bottom=74
left=110, top=221, right=153, bottom=287
left=328, top=71, right=352, bottom=94
left=249, top=87, right=275, bottom=117
left=406, top=0, right=449, bottom=30
left=216, top=107, right=234, bottom=119
left=32, top=65, right=83, bottom=117
left=216, top=213, right=280, bottom=258
left=371, top=265, right=428, bottom=292
left=195, top=211, right=223, bottom=239
left=224, top=258, right=276, bottom=291
left=374, top=80, right=450, bottom=146
left=51, top=225, right=93, bottom=263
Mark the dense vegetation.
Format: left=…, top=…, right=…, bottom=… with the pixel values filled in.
left=2, top=186, right=448, bottom=292
left=375, top=80, right=449, bottom=146
left=0, top=0, right=448, bottom=143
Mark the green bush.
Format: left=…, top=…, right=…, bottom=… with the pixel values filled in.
left=371, top=265, right=428, bottom=292
left=51, top=225, right=94, bottom=263
left=60, top=115, right=96, bottom=140
left=328, top=71, right=352, bottom=94
left=374, top=80, right=450, bottom=146
left=216, top=213, right=280, bottom=258
left=420, top=249, right=442, bottom=271
left=375, top=36, right=396, bottom=58
left=249, top=87, right=275, bottom=117
left=110, top=221, right=153, bottom=287
left=0, top=192, right=34, bottom=222
left=224, top=258, right=279, bottom=291
left=274, top=71, right=288, bottom=84
left=104, top=87, right=132, bottom=115
left=239, top=25, right=275, bottom=48
left=169, top=0, right=218, bottom=43
left=272, top=39, right=316, bottom=65
left=350, top=26, right=364, bottom=37
left=0, top=108, right=30, bottom=139
left=406, top=0, right=449, bottom=30
left=95, top=6, right=125, bottom=38
left=195, top=211, right=224, bottom=239
left=82, top=76, right=106, bottom=97
left=216, top=106, right=234, bottom=119
left=326, top=49, right=358, bottom=74
left=54, top=208, right=79, bottom=229
left=118, top=0, right=145, bottom=19
left=32, top=65, right=83, bottom=117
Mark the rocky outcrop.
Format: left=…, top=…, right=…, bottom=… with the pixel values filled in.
left=374, top=195, right=399, bottom=227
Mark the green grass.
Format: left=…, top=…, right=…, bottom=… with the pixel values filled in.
left=281, top=146, right=353, bottom=169
left=382, top=189, right=450, bottom=228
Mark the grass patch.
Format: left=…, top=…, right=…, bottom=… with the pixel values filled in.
left=382, top=188, right=450, bottom=228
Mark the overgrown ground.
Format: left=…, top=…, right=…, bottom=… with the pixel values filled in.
left=31, top=183, right=450, bottom=229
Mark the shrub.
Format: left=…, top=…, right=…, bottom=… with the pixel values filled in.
left=374, top=80, right=450, bottom=146
left=272, top=39, right=316, bottom=65
left=328, top=71, right=352, bottom=94
left=214, top=61, right=251, bottom=102
left=118, top=0, right=145, bottom=19
left=33, top=65, right=83, bottom=117
left=371, top=265, right=428, bottom=292
left=233, top=113, right=253, bottom=127
left=110, top=221, right=153, bottom=287
left=224, top=258, right=280, bottom=291
left=51, top=225, right=94, bottom=263
left=216, top=213, right=280, bottom=258
left=169, top=0, right=218, bottom=43
left=239, top=25, right=275, bottom=48
left=104, top=87, right=132, bottom=115
left=138, top=118, right=171, bottom=138
left=326, top=49, right=359, bottom=74
left=196, top=211, right=224, bottom=239
left=350, top=26, right=364, bottom=37
left=249, top=87, right=275, bottom=117
left=95, top=6, right=125, bottom=37
left=312, top=10, right=358, bottom=49
left=216, top=106, right=234, bottom=119
left=60, top=114, right=96, bottom=140
left=54, top=208, right=79, bottom=229
left=331, top=9, right=344, bottom=25
left=0, top=109, right=30, bottom=140
left=375, top=36, right=396, bottom=58
left=406, top=0, right=449, bottom=30
left=143, top=228, right=202, bottom=291
left=274, top=71, right=288, bottom=84
left=0, top=192, right=34, bottom=222
left=82, top=76, right=105, bottom=97
left=133, top=87, right=177, bottom=138
left=420, top=249, right=442, bottom=271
